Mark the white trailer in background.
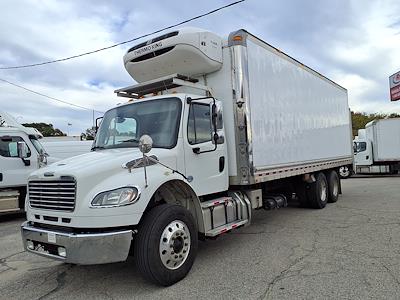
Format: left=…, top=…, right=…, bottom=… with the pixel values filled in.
left=21, top=28, right=353, bottom=286
left=0, top=111, right=49, bottom=214
left=0, top=112, right=92, bottom=214
left=354, top=118, right=400, bottom=174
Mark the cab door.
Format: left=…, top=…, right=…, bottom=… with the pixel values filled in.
left=0, top=135, right=38, bottom=188
left=354, top=140, right=373, bottom=166
left=183, top=97, right=228, bottom=196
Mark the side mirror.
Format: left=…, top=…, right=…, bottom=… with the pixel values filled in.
left=17, top=141, right=28, bottom=158
left=139, top=135, right=153, bottom=154
left=214, top=101, right=223, bottom=130
left=212, top=132, right=225, bottom=145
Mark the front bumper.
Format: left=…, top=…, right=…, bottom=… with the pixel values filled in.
left=21, top=221, right=133, bottom=265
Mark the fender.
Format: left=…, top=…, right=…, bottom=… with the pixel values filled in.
left=144, top=178, right=205, bottom=233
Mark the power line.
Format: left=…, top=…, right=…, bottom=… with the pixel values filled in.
left=0, top=0, right=245, bottom=70
left=0, top=78, right=104, bottom=113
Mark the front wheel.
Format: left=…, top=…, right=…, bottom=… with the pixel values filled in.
left=134, top=204, right=198, bottom=286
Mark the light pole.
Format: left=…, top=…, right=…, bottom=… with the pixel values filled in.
left=67, top=123, right=72, bottom=136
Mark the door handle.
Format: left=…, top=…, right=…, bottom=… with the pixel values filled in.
left=219, top=156, right=225, bottom=172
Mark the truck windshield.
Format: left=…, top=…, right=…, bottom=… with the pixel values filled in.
left=94, top=98, right=182, bottom=150
left=30, top=137, right=48, bottom=155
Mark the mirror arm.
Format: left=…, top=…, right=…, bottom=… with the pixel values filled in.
left=21, top=158, right=30, bottom=166
left=145, top=155, right=188, bottom=181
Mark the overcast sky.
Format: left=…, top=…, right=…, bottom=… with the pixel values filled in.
left=1, top=0, right=399, bottom=135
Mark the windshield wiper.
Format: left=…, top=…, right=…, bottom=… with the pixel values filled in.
left=120, top=138, right=140, bottom=143
left=91, top=146, right=106, bottom=151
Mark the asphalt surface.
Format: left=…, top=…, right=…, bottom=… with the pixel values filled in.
left=1, top=176, right=399, bottom=299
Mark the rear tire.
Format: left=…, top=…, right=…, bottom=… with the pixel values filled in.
left=134, top=204, right=198, bottom=286
left=306, top=172, right=328, bottom=209
left=327, top=170, right=340, bottom=203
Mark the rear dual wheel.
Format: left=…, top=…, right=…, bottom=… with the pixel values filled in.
left=326, top=170, right=339, bottom=203
left=297, top=170, right=340, bottom=208
left=307, top=172, right=329, bottom=209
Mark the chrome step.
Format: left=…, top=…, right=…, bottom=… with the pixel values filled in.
left=200, top=196, right=233, bottom=208
left=200, top=194, right=251, bottom=237
left=205, top=219, right=248, bottom=237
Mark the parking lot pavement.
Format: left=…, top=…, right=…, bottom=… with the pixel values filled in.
left=0, top=176, right=399, bottom=299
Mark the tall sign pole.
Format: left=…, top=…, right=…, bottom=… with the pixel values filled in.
left=389, top=71, right=400, bottom=102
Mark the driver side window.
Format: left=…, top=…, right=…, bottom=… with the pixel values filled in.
left=187, top=103, right=212, bottom=145
left=0, top=136, right=31, bottom=158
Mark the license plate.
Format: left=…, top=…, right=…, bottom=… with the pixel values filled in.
left=47, top=232, right=57, bottom=243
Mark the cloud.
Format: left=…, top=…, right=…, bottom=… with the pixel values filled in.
left=1, top=0, right=400, bottom=136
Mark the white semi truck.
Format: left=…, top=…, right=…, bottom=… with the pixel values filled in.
left=21, top=28, right=353, bottom=286
left=354, top=119, right=400, bottom=174
left=0, top=111, right=50, bottom=214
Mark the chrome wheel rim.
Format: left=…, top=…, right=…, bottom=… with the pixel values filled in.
left=339, top=167, right=349, bottom=177
left=159, top=220, right=191, bottom=270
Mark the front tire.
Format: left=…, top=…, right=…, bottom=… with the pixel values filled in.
left=134, top=204, right=198, bottom=286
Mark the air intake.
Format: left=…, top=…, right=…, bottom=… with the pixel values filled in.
left=28, top=178, right=76, bottom=212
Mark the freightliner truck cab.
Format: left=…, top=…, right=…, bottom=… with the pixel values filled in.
left=21, top=28, right=238, bottom=286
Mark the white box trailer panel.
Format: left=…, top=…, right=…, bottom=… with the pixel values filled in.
left=366, top=119, right=400, bottom=161
left=246, top=36, right=352, bottom=170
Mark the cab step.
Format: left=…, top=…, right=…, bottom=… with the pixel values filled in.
left=200, top=193, right=251, bottom=237
left=205, top=219, right=248, bottom=237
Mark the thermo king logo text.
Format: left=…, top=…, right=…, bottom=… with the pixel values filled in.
left=134, top=42, right=163, bottom=56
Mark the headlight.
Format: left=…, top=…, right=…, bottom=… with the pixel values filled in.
left=91, top=187, right=140, bottom=207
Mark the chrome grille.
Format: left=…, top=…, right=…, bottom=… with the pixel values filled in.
left=28, top=178, right=76, bottom=212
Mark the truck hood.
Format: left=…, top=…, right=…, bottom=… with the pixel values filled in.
left=30, top=148, right=177, bottom=179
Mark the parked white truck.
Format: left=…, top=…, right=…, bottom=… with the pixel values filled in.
left=0, top=112, right=92, bottom=214
left=354, top=118, right=400, bottom=174
left=21, top=28, right=353, bottom=285
left=0, top=111, right=48, bottom=214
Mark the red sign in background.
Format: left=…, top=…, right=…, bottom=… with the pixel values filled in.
left=391, top=86, right=400, bottom=102
left=390, top=71, right=400, bottom=101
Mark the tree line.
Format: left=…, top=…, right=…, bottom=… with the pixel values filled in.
left=351, top=112, right=400, bottom=137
